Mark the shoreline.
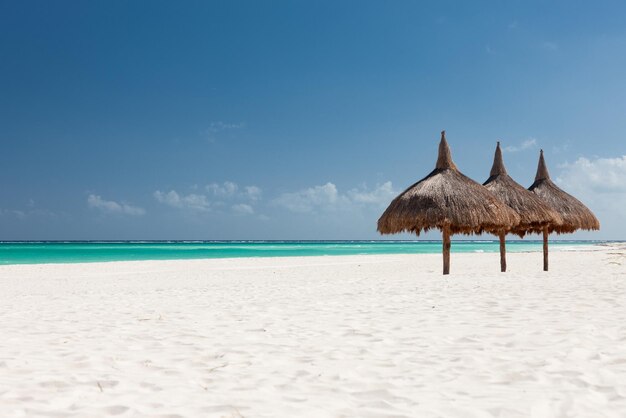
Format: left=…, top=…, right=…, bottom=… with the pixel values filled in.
left=0, top=241, right=616, bottom=268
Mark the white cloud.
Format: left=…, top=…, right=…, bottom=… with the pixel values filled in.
left=244, top=186, right=262, bottom=201
left=557, top=155, right=626, bottom=194
left=556, top=155, right=626, bottom=238
left=87, top=194, right=145, bottom=216
left=273, top=182, right=346, bottom=213
left=154, top=190, right=211, bottom=212
left=273, top=182, right=397, bottom=214
left=155, top=181, right=261, bottom=213
left=347, top=181, right=396, bottom=205
left=206, top=181, right=238, bottom=197
left=232, top=203, right=254, bottom=215
left=205, top=182, right=262, bottom=201
left=503, top=138, right=537, bottom=153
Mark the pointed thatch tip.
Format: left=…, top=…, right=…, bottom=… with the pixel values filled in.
left=535, top=149, right=550, bottom=181
left=489, top=141, right=507, bottom=176
left=435, top=130, right=457, bottom=170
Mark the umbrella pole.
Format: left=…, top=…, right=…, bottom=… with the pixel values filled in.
left=542, top=226, right=549, bottom=271
left=442, top=225, right=451, bottom=275
left=499, top=230, right=506, bottom=272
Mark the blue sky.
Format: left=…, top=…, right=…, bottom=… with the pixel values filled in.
left=1, top=1, right=625, bottom=240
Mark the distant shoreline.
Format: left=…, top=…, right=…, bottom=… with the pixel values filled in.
left=0, top=240, right=616, bottom=266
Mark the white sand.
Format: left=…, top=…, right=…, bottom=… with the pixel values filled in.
left=1, top=245, right=625, bottom=418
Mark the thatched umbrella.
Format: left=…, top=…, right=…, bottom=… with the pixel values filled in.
left=483, top=142, right=563, bottom=272
left=378, top=131, right=520, bottom=275
left=528, top=150, right=600, bottom=271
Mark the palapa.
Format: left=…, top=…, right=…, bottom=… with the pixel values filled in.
left=483, top=142, right=563, bottom=272
left=378, top=131, right=520, bottom=275
left=528, top=150, right=600, bottom=270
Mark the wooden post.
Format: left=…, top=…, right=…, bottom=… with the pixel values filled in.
left=499, top=230, right=506, bottom=273
left=442, top=225, right=451, bottom=275
left=543, top=226, right=549, bottom=272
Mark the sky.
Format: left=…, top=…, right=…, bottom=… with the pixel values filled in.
left=1, top=1, right=625, bottom=240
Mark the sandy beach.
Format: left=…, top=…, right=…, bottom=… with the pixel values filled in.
left=1, top=244, right=625, bottom=417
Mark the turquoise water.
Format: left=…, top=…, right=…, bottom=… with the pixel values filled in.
left=0, top=240, right=602, bottom=265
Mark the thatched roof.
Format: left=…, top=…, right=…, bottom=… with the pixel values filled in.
left=483, top=142, right=563, bottom=236
left=377, top=132, right=520, bottom=236
left=528, top=150, right=600, bottom=233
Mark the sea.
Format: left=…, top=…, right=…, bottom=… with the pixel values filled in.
left=0, top=240, right=606, bottom=265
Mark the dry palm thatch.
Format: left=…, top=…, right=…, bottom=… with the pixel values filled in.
left=483, top=142, right=563, bottom=272
left=528, top=150, right=600, bottom=271
left=378, top=131, right=520, bottom=274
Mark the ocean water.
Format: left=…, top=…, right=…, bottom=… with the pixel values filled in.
left=0, top=240, right=603, bottom=265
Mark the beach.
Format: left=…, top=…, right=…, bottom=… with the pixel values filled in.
left=1, top=244, right=625, bottom=417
